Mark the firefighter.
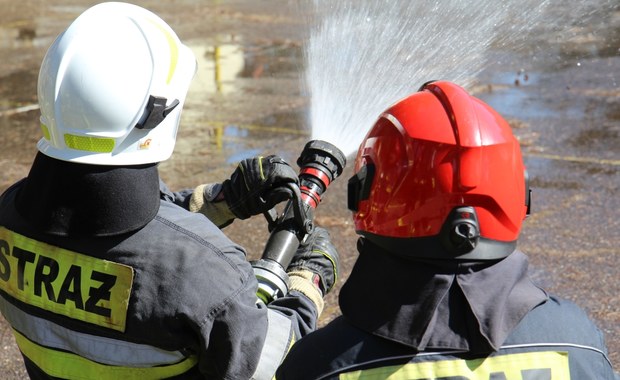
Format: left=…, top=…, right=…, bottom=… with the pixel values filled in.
left=0, top=3, right=338, bottom=379
left=276, top=81, right=619, bottom=379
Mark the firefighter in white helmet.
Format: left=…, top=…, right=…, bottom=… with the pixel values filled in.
left=0, top=3, right=338, bottom=379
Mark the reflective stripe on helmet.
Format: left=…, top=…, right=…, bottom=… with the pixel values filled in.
left=148, top=19, right=178, bottom=85
left=64, top=134, right=115, bottom=153
left=40, top=123, right=50, bottom=141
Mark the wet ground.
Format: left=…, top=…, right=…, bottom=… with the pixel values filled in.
left=0, top=1, right=618, bottom=378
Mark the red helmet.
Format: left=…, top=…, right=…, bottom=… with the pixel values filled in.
left=347, top=81, right=530, bottom=259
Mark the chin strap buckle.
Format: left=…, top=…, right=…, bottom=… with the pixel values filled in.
left=135, top=95, right=179, bottom=130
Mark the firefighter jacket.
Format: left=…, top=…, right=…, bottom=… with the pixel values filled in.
left=277, top=238, right=619, bottom=380
left=0, top=153, right=318, bottom=380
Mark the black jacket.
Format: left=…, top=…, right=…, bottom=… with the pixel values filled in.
left=0, top=153, right=317, bottom=379
left=277, top=239, right=618, bottom=379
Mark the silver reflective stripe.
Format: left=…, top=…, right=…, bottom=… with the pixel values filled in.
left=251, top=308, right=294, bottom=380
left=384, top=112, right=403, bottom=131
left=0, top=296, right=186, bottom=367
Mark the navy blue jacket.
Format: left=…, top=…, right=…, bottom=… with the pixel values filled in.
left=277, top=239, right=618, bottom=379
left=0, top=153, right=317, bottom=380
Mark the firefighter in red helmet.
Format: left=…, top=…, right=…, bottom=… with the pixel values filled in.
left=277, top=81, right=619, bottom=379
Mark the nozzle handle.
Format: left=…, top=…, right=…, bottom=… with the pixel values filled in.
left=255, top=140, right=346, bottom=303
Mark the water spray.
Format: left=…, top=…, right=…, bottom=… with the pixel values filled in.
left=252, top=140, right=346, bottom=303
left=305, top=0, right=555, bottom=155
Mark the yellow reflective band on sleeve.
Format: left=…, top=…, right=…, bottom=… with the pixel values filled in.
left=339, top=351, right=570, bottom=380
left=64, top=134, right=115, bottom=153
left=0, top=227, right=133, bottom=332
left=13, top=329, right=198, bottom=380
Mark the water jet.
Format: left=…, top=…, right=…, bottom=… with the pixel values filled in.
left=302, top=0, right=553, bottom=157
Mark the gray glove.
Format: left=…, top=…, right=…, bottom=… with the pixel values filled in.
left=288, top=227, right=340, bottom=296
left=222, top=155, right=299, bottom=220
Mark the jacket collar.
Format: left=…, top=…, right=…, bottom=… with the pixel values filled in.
left=339, top=238, right=548, bottom=353
left=15, top=152, right=161, bottom=237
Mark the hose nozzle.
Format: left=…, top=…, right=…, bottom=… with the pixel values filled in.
left=252, top=140, right=346, bottom=302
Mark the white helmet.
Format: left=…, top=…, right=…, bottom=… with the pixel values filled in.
left=37, top=2, right=197, bottom=165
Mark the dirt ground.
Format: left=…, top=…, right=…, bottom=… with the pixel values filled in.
left=0, top=1, right=618, bottom=378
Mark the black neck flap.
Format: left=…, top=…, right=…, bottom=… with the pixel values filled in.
left=339, top=238, right=547, bottom=353
left=15, top=152, right=161, bottom=237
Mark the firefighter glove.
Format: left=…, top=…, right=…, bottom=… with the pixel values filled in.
left=189, top=183, right=236, bottom=228
left=288, top=227, right=340, bottom=297
left=222, top=155, right=299, bottom=220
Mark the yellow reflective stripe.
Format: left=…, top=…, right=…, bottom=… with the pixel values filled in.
left=314, top=247, right=338, bottom=289
left=40, top=123, right=50, bottom=140
left=64, top=134, right=115, bottom=153
left=339, top=351, right=570, bottom=380
left=0, top=227, right=133, bottom=332
left=13, top=329, right=198, bottom=380
left=258, top=156, right=266, bottom=180
left=148, top=19, right=178, bottom=84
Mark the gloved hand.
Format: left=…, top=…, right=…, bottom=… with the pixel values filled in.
left=287, top=227, right=340, bottom=315
left=222, top=155, right=299, bottom=220
left=189, top=182, right=235, bottom=228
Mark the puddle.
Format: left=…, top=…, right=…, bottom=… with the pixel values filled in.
left=190, top=42, right=245, bottom=95
left=480, top=69, right=588, bottom=121
left=187, top=35, right=302, bottom=95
